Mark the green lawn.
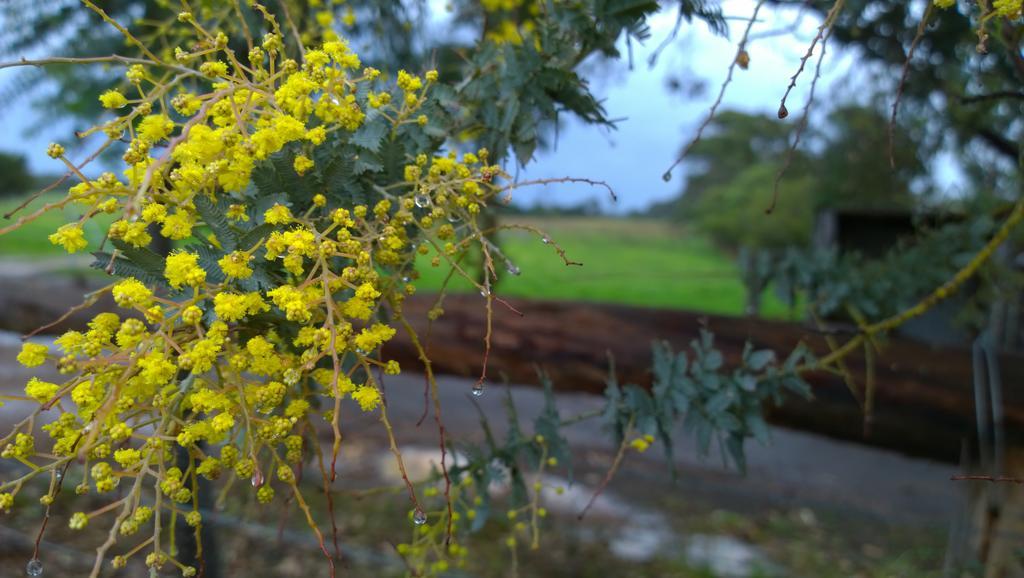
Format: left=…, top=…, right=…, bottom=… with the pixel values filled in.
left=0, top=192, right=791, bottom=317
left=0, top=192, right=114, bottom=255
left=416, top=216, right=795, bottom=318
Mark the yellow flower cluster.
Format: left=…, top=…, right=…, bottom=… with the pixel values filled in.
left=16, top=343, right=48, bottom=367
left=48, top=223, right=87, bottom=253
left=993, top=0, right=1022, bottom=17
left=112, top=278, right=154, bottom=308
left=165, top=251, right=206, bottom=289
left=218, top=251, right=254, bottom=278
left=24, top=378, right=59, bottom=403
left=4, top=6, right=521, bottom=577
left=213, top=292, right=268, bottom=322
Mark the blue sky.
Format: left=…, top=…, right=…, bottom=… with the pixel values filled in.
left=0, top=0, right=862, bottom=213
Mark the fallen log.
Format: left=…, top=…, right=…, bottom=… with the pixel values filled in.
left=387, top=294, right=1024, bottom=463
left=0, top=270, right=1015, bottom=463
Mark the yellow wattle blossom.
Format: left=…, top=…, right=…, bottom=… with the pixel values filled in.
left=199, top=60, right=228, bottom=77
left=137, top=115, right=174, bottom=143
left=246, top=335, right=283, bottom=376
left=306, top=126, right=328, bottom=145
left=99, top=90, right=128, bottom=109
left=218, top=251, right=254, bottom=279
left=108, top=220, right=152, bottom=247
left=629, top=434, right=655, bottom=453
left=293, top=155, right=315, bottom=175
left=316, top=10, right=334, bottom=26
left=112, top=278, right=154, bottom=308
left=226, top=204, right=249, bottom=222
left=48, top=223, right=88, bottom=253
left=69, top=512, right=89, bottom=530
left=24, top=378, right=59, bottom=403
left=172, top=92, right=202, bottom=116
left=197, top=456, right=222, bottom=478
left=160, top=211, right=196, bottom=240
left=352, top=385, right=382, bottom=411
left=213, top=292, right=269, bottom=322
left=353, top=323, right=397, bottom=353
left=993, top=0, right=1022, bottom=17
left=264, top=203, right=294, bottom=225
left=17, top=343, right=48, bottom=367
left=114, top=448, right=142, bottom=468
left=211, top=413, right=235, bottom=432
left=251, top=114, right=306, bottom=159
left=109, top=422, right=133, bottom=442
left=397, top=70, right=423, bottom=93
left=115, top=319, right=148, bottom=348
left=266, top=285, right=318, bottom=322
left=164, top=251, right=207, bottom=289
left=141, top=202, right=168, bottom=223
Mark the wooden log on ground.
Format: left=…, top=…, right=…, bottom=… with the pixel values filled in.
left=0, top=271, right=1016, bottom=463
left=387, top=294, right=1024, bottom=463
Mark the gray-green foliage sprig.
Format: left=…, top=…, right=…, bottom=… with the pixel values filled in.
left=443, top=334, right=812, bottom=537
left=602, top=331, right=813, bottom=473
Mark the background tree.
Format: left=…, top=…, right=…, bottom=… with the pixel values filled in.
left=0, top=152, right=33, bottom=197
left=814, top=105, right=926, bottom=210
left=800, top=0, right=1023, bottom=195
left=648, top=110, right=800, bottom=220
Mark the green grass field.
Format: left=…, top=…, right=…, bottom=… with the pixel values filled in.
left=0, top=193, right=791, bottom=317
left=0, top=192, right=115, bottom=256
left=416, top=216, right=795, bottom=318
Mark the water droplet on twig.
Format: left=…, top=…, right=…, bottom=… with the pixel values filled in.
left=471, top=383, right=485, bottom=397
left=414, top=194, right=430, bottom=208
left=412, top=509, right=427, bottom=525
left=26, top=558, right=43, bottom=576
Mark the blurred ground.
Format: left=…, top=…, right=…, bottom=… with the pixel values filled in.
left=0, top=334, right=965, bottom=577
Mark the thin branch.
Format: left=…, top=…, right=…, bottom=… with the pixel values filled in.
left=4, top=138, right=114, bottom=220
left=768, top=20, right=831, bottom=213
left=500, top=177, right=617, bottom=203
left=80, top=0, right=163, bottom=64
left=0, top=55, right=197, bottom=77
left=889, top=3, right=934, bottom=168
left=578, top=415, right=634, bottom=520
left=777, top=0, right=846, bottom=120
left=662, top=0, right=769, bottom=181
